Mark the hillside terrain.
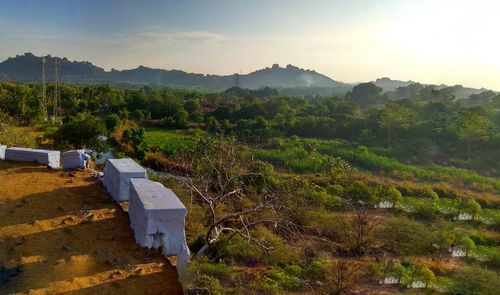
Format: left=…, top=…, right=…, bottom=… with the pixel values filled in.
left=0, top=161, right=183, bottom=294
left=0, top=81, right=499, bottom=294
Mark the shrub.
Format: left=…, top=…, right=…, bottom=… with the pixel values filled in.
left=195, top=263, right=230, bottom=280
left=380, top=217, right=434, bottom=255
left=122, top=126, right=148, bottom=159
left=375, top=185, right=403, bottom=207
left=342, top=181, right=377, bottom=206
left=418, top=187, right=440, bottom=200
left=54, top=113, right=107, bottom=151
left=268, top=268, right=302, bottom=291
left=188, top=273, right=224, bottom=295
left=403, top=263, right=436, bottom=288
left=226, top=227, right=298, bottom=266
left=447, top=266, right=499, bottom=295
left=475, top=246, right=500, bottom=268
left=104, top=114, right=121, bottom=131
left=410, top=201, right=439, bottom=221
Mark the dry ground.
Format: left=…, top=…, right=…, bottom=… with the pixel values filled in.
left=0, top=161, right=183, bottom=295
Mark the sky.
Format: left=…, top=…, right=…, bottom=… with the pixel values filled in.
left=1, top=0, right=499, bottom=89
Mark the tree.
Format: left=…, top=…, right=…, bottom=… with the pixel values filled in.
left=54, top=113, right=107, bottom=151
left=340, top=203, right=380, bottom=255
left=377, top=103, right=412, bottom=144
left=104, top=114, right=121, bottom=131
left=180, top=136, right=297, bottom=257
left=122, top=126, right=148, bottom=159
left=314, top=258, right=363, bottom=295
left=346, top=83, right=385, bottom=109
left=174, top=108, right=189, bottom=128
left=184, top=99, right=201, bottom=114
left=453, top=110, right=491, bottom=155
left=184, top=99, right=203, bottom=121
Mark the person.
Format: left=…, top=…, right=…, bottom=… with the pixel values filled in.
left=81, top=152, right=91, bottom=169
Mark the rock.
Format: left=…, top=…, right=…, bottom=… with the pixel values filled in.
left=62, top=216, right=76, bottom=225
left=109, top=270, right=124, bottom=279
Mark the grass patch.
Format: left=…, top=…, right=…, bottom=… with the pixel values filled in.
left=143, top=126, right=205, bottom=156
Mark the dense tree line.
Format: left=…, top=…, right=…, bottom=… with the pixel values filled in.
left=1, top=81, right=500, bottom=174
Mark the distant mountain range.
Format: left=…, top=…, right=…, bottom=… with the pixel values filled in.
left=0, top=53, right=492, bottom=98
left=0, top=53, right=344, bottom=90
left=371, top=77, right=488, bottom=99
left=372, top=77, right=416, bottom=92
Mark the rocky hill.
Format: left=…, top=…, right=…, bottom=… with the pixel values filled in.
left=0, top=53, right=343, bottom=89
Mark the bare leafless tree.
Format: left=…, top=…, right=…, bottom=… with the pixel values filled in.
left=339, top=203, right=380, bottom=256
left=317, top=259, right=363, bottom=295
left=180, top=136, right=298, bottom=256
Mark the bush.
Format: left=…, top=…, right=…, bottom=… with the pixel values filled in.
left=188, top=273, right=224, bottom=295
left=373, top=261, right=436, bottom=288
left=418, top=187, right=440, bottom=200
left=375, top=185, right=402, bottom=207
left=410, top=201, right=439, bottom=221
left=122, top=126, right=148, bottom=159
left=268, top=268, right=302, bottom=291
left=342, top=181, right=377, bottom=206
left=54, top=113, right=107, bottom=151
left=195, top=263, right=230, bottom=280
left=104, top=114, right=121, bottom=131
left=475, top=246, right=500, bottom=268
left=447, top=266, right=499, bottom=295
left=226, top=227, right=298, bottom=266
left=380, top=217, right=434, bottom=255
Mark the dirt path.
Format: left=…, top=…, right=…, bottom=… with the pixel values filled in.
left=0, top=161, right=183, bottom=295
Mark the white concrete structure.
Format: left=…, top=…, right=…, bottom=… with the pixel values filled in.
left=380, top=276, right=399, bottom=285
left=97, top=172, right=104, bottom=182
left=62, top=150, right=89, bottom=169
left=5, top=147, right=60, bottom=168
left=0, top=144, right=6, bottom=160
left=103, top=158, right=147, bottom=201
left=450, top=247, right=467, bottom=257
left=128, top=178, right=190, bottom=269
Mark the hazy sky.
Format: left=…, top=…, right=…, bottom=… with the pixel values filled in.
left=1, top=0, right=499, bottom=89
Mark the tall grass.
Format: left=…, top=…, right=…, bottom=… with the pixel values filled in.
left=143, top=127, right=500, bottom=192
left=309, top=138, right=500, bottom=191
left=143, top=126, right=201, bottom=156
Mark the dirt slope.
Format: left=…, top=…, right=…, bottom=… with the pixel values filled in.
left=0, top=161, right=183, bottom=295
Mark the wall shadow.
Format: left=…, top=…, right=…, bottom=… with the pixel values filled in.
left=0, top=183, right=114, bottom=228
left=60, top=269, right=183, bottom=295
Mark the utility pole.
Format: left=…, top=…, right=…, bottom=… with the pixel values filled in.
left=53, top=58, right=61, bottom=123
left=40, top=56, right=47, bottom=121
left=234, top=73, right=240, bottom=88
